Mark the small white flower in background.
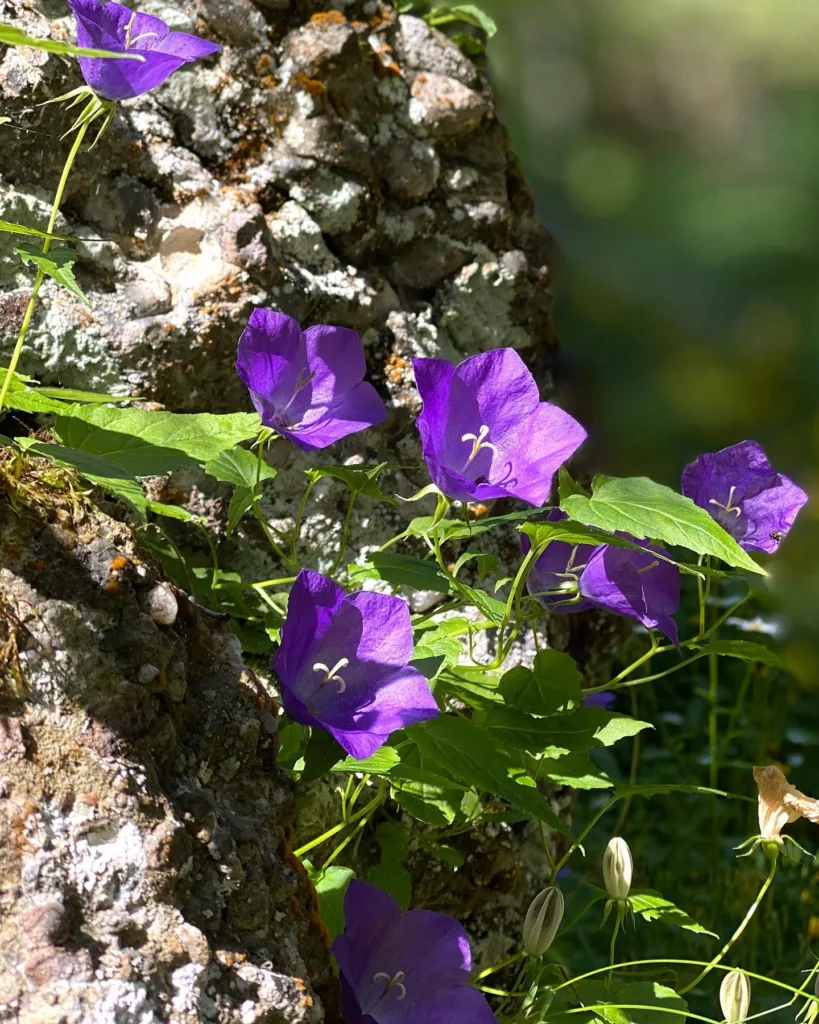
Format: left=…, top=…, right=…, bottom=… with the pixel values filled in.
left=602, top=837, right=633, bottom=901
left=720, top=969, right=751, bottom=1023
left=523, top=886, right=564, bottom=957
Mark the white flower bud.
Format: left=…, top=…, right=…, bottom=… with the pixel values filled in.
left=720, top=969, right=751, bottom=1023
left=602, top=837, right=633, bottom=901
left=523, top=886, right=564, bottom=957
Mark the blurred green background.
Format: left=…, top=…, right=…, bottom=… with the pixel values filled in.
left=479, top=0, right=818, bottom=685
left=471, top=0, right=819, bottom=1011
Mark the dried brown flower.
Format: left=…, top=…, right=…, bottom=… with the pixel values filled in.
left=753, top=765, right=819, bottom=839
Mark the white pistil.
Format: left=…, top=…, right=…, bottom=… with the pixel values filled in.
left=709, top=484, right=742, bottom=517
left=460, top=424, right=498, bottom=470
left=373, top=970, right=407, bottom=1001
left=280, top=368, right=317, bottom=417
left=312, top=658, right=348, bottom=693
left=124, top=11, right=159, bottom=49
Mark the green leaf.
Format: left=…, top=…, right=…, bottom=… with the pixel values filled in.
left=0, top=23, right=145, bottom=59
left=349, top=552, right=450, bottom=594
left=54, top=405, right=261, bottom=476
left=146, top=500, right=204, bottom=524
left=305, top=863, right=354, bottom=941
left=629, top=890, right=718, bottom=938
left=697, top=638, right=786, bottom=669
left=306, top=463, right=397, bottom=505
left=367, top=822, right=412, bottom=909
left=331, top=747, right=402, bottom=776
left=412, top=618, right=467, bottom=665
left=14, top=243, right=89, bottom=305
left=205, top=448, right=277, bottom=533
left=391, top=763, right=464, bottom=826
left=204, top=447, right=277, bottom=487
left=36, top=386, right=132, bottom=404
left=558, top=465, right=590, bottom=501
left=408, top=507, right=536, bottom=543
left=535, top=750, right=613, bottom=790
left=450, top=576, right=507, bottom=625
left=300, top=728, right=345, bottom=784
left=452, top=549, right=499, bottom=581
left=569, top=981, right=688, bottom=1024
left=499, top=649, right=582, bottom=715
left=612, top=781, right=755, bottom=804
left=411, top=716, right=573, bottom=837
left=17, top=438, right=147, bottom=518
left=0, top=219, right=65, bottom=241
left=426, top=4, right=497, bottom=36
left=3, top=383, right=68, bottom=415
left=561, top=475, right=765, bottom=575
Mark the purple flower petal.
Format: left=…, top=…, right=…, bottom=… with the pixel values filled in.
left=580, top=544, right=680, bottom=647
left=236, top=309, right=387, bottom=451
left=682, top=440, right=808, bottom=554
left=68, top=0, right=219, bottom=102
left=414, top=349, right=586, bottom=506
left=524, top=510, right=596, bottom=614
left=274, top=571, right=438, bottom=758
left=333, top=880, right=495, bottom=1024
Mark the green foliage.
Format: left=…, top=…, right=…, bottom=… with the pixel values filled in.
left=425, top=5, right=497, bottom=37
left=0, top=220, right=65, bottom=241
left=349, top=552, right=449, bottom=593
left=629, top=891, right=718, bottom=938
left=14, top=243, right=89, bottom=305
left=366, top=822, right=412, bottom=909
left=0, top=22, right=145, bottom=59
left=561, top=475, right=765, bottom=575
left=499, top=649, right=583, bottom=714
left=306, top=462, right=397, bottom=504
left=204, top=447, right=277, bottom=533
left=304, top=862, right=354, bottom=941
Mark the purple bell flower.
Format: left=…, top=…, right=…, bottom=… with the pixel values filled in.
left=584, top=691, right=616, bottom=710
left=413, top=349, right=586, bottom=506
left=273, top=571, right=438, bottom=759
left=525, top=519, right=681, bottom=646
left=682, top=440, right=808, bottom=554
left=522, top=510, right=596, bottom=613
left=236, top=309, right=387, bottom=452
left=332, top=879, right=496, bottom=1024
left=580, top=543, right=681, bottom=647
left=68, top=0, right=220, bottom=102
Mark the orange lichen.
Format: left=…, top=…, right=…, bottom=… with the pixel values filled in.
left=309, top=10, right=347, bottom=26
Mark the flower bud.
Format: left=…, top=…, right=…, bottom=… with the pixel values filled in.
left=523, top=886, right=564, bottom=957
left=720, top=969, right=751, bottom=1023
left=602, top=837, right=633, bottom=901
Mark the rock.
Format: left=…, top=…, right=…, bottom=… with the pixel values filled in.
left=409, top=71, right=491, bottom=138
left=394, top=14, right=479, bottom=87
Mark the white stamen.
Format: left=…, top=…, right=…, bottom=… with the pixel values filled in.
left=312, top=658, right=349, bottom=693
left=124, top=11, right=159, bottom=49
left=460, top=424, right=499, bottom=469
left=373, top=971, right=407, bottom=1001
left=709, top=484, right=742, bottom=517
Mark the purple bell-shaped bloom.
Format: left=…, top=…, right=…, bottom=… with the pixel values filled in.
left=237, top=309, right=387, bottom=452
left=413, top=348, right=586, bottom=506
left=682, top=440, right=807, bottom=554
left=273, top=571, right=438, bottom=759
left=68, top=0, right=220, bottom=102
left=332, top=880, right=496, bottom=1024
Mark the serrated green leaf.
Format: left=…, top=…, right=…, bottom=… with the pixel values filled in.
left=411, top=715, right=573, bottom=837
left=698, top=638, right=786, bottom=669
left=561, top=475, right=765, bottom=575
left=412, top=618, right=466, bottom=665
left=301, top=728, right=345, bottom=784
left=306, top=462, right=397, bottom=505
left=569, top=981, right=688, bottom=1024
left=17, top=438, right=147, bottom=519
left=204, top=447, right=277, bottom=487
left=367, top=822, right=412, bottom=909
left=146, top=500, right=204, bottom=524
left=3, top=384, right=68, bottom=415
left=54, top=405, right=260, bottom=476
left=391, top=763, right=463, bottom=826
left=499, top=649, right=582, bottom=715
left=349, top=552, right=450, bottom=594
left=332, top=747, right=402, bottom=776
left=15, top=243, right=89, bottom=305
left=36, top=386, right=132, bottom=404
left=0, top=23, right=145, bottom=59
left=305, top=862, right=354, bottom=941
left=0, top=219, right=65, bottom=241
left=408, top=507, right=537, bottom=543
left=629, top=890, right=718, bottom=938
left=536, top=750, right=613, bottom=790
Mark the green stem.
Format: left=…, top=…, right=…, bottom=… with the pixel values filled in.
left=678, top=854, right=778, bottom=995
left=607, top=904, right=623, bottom=987
left=708, top=651, right=719, bottom=789
left=0, top=120, right=90, bottom=411
left=328, top=490, right=357, bottom=575
left=290, top=476, right=315, bottom=565
left=253, top=500, right=298, bottom=569
left=293, top=785, right=384, bottom=858
left=553, top=798, right=618, bottom=875
left=474, top=950, right=524, bottom=982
